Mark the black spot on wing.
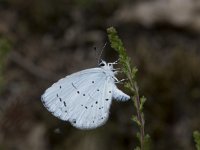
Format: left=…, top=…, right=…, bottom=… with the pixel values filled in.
left=63, top=101, right=66, bottom=107
left=99, top=106, right=104, bottom=109
left=72, top=119, right=76, bottom=124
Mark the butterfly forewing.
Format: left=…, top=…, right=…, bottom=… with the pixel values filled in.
left=41, top=68, right=114, bottom=129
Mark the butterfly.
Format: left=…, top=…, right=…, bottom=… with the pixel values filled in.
left=41, top=60, right=130, bottom=129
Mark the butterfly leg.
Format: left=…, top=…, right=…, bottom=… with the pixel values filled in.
left=115, top=78, right=128, bottom=84
left=108, top=58, right=120, bottom=66
left=112, top=58, right=120, bottom=64
left=112, top=76, right=127, bottom=83
left=112, top=68, right=120, bottom=71
left=112, top=68, right=122, bottom=75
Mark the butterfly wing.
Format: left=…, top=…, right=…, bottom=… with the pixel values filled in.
left=69, top=77, right=114, bottom=129
left=41, top=68, right=113, bottom=129
left=112, top=85, right=130, bottom=101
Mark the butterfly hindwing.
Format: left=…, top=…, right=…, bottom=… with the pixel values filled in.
left=112, top=85, right=130, bottom=101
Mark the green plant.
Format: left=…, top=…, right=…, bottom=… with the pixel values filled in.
left=193, top=131, right=200, bottom=150
left=107, top=27, right=150, bottom=150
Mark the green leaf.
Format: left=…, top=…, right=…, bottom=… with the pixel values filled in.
left=193, top=131, right=200, bottom=150
left=132, top=115, right=141, bottom=126
left=124, top=82, right=131, bottom=89
left=140, top=96, right=147, bottom=111
left=125, top=82, right=134, bottom=92
left=133, top=95, right=138, bottom=109
left=131, top=67, right=138, bottom=79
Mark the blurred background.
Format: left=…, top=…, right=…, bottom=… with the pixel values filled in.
left=0, top=0, right=200, bottom=150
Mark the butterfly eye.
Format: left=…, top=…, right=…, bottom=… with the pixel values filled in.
left=99, top=63, right=105, bottom=67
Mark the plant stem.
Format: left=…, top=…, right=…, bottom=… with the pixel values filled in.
left=127, top=64, right=145, bottom=150
left=134, top=84, right=145, bottom=150
left=107, top=27, right=148, bottom=150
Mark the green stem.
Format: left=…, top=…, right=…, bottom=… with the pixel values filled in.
left=134, top=83, right=145, bottom=150
left=107, top=27, right=148, bottom=150
left=127, top=66, right=145, bottom=150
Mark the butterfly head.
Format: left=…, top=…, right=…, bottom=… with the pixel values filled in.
left=99, top=60, right=114, bottom=70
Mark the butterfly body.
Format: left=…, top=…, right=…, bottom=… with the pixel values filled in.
left=41, top=60, right=130, bottom=129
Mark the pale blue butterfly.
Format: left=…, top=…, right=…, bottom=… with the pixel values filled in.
left=41, top=60, right=130, bottom=129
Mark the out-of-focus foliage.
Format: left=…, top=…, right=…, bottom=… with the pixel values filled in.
left=0, top=37, right=11, bottom=90
left=194, top=131, right=200, bottom=150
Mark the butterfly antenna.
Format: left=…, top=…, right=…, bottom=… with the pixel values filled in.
left=94, top=46, right=98, bottom=61
left=97, top=42, right=107, bottom=64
